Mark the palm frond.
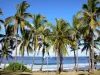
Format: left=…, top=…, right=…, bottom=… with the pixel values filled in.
left=24, top=13, right=34, bottom=19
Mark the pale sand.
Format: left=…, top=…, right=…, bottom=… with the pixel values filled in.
left=0, top=70, right=100, bottom=75
left=21, top=70, right=100, bottom=75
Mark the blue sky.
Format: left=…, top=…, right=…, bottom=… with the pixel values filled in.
left=0, top=0, right=89, bottom=56
left=0, top=0, right=87, bottom=24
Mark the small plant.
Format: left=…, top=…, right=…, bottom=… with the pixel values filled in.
left=4, top=62, right=31, bottom=72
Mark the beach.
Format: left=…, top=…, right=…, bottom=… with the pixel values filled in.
left=0, top=69, right=100, bottom=75
left=1, top=63, right=100, bottom=72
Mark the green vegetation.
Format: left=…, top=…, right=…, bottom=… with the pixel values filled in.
left=4, top=62, right=31, bottom=72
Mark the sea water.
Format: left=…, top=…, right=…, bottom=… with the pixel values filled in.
left=1, top=56, right=100, bottom=71
left=3, top=56, right=89, bottom=65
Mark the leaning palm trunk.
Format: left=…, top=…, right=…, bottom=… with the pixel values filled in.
left=4, top=27, right=7, bottom=70
left=15, top=37, right=18, bottom=62
left=31, top=50, right=36, bottom=71
left=40, top=48, right=45, bottom=71
left=14, top=23, right=18, bottom=71
left=75, top=41, right=78, bottom=72
left=14, top=20, right=18, bottom=62
left=74, top=50, right=77, bottom=71
left=13, top=35, right=18, bottom=71
left=40, top=56, right=44, bottom=71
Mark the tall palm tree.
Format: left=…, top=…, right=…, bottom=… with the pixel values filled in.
left=38, top=28, right=51, bottom=71
left=30, top=14, right=49, bottom=71
left=19, top=29, right=33, bottom=71
left=48, top=19, right=74, bottom=74
left=70, top=46, right=80, bottom=71
left=13, top=1, right=34, bottom=62
left=76, top=0, right=100, bottom=73
left=70, top=47, right=77, bottom=70
left=71, top=15, right=81, bottom=71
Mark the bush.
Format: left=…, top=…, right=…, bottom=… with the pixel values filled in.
left=4, top=62, right=31, bottom=72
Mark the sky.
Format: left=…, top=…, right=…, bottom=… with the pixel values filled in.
left=0, top=0, right=87, bottom=24
left=0, top=0, right=94, bottom=57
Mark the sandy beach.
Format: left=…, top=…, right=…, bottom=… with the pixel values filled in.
left=0, top=70, right=100, bottom=75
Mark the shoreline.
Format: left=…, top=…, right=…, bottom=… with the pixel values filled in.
left=0, top=70, right=100, bottom=75
left=1, top=63, right=100, bottom=71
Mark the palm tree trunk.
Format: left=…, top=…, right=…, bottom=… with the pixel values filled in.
left=4, top=59, right=6, bottom=69
left=15, top=35, right=18, bottom=62
left=31, top=50, right=36, bottom=71
left=60, top=53, right=63, bottom=72
left=14, top=20, right=18, bottom=62
left=40, top=47, right=45, bottom=71
left=89, top=48, right=91, bottom=71
left=57, top=43, right=62, bottom=74
left=91, top=33, right=94, bottom=73
left=20, top=51, right=24, bottom=72
left=47, top=54, right=48, bottom=72
left=74, top=49, right=77, bottom=71
left=57, top=51, right=59, bottom=74
left=13, top=35, right=18, bottom=71
left=36, top=33, right=38, bottom=48
left=13, top=20, right=18, bottom=72
left=40, top=56, right=44, bottom=71
left=4, top=26, right=7, bottom=70
left=76, top=49, right=78, bottom=71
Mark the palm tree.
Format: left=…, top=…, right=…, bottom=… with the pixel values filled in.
left=13, top=1, right=34, bottom=62
left=0, top=23, right=16, bottom=69
left=71, top=15, right=81, bottom=71
left=48, top=19, right=74, bottom=74
left=38, top=28, right=51, bottom=71
left=78, top=36, right=100, bottom=70
left=19, top=29, right=33, bottom=71
left=0, top=38, right=13, bottom=69
left=76, top=0, right=100, bottom=73
left=70, top=47, right=80, bottom=71
left=30, top=14, right=49, bottom=71
left=70, top=47, right=77, bottom=70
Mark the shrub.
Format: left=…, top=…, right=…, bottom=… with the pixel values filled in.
left=4, top=62, right=31, bottom=72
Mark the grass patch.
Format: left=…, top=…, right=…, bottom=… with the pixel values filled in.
left=4, top=62, right=31, bottom=72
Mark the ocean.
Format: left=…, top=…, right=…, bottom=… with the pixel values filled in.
left=3, top=56, right=89, bottom=65
left=1, top=56, right=100, bottom=71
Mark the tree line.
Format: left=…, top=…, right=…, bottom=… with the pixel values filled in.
left=0, top=0, right=100, bottom=74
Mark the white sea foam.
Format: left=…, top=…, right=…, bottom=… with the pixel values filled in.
left=1, top=63, right=100, bottom=71
left=25, top=63, right=100, bottom=71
